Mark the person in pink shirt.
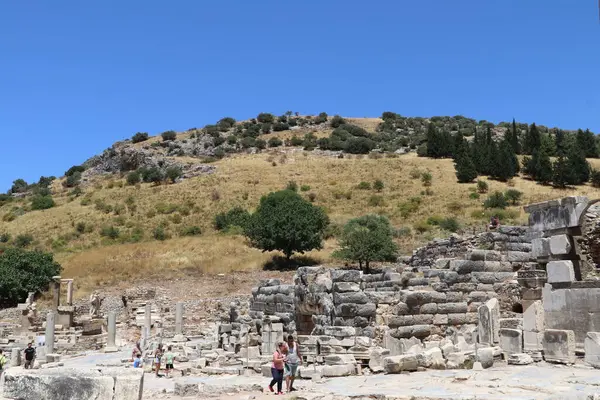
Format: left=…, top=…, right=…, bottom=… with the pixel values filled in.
left=268, top=342, right=287, bottom=395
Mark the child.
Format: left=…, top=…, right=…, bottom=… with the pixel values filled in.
left=133, top=353, right=143, bottom=368
left=268, top=342, right=287, bottom=395
left=164, top=346, right=175, bottom=378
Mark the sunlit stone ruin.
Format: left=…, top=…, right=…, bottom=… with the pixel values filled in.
left=4, top=196, right=600, bottom=398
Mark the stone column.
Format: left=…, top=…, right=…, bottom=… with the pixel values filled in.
left=45, top=311, right=55, bottom=354
left=105, top=311, right=117, bottom=352
left=51, top=276, right=61, bottom=311
left=10, top=348, right=21, bottom=367
left=174, top=302, right=187, bottom=342
left=144, top=303, right=152, bottom=339
left=66, top=280, right=74, bottom=306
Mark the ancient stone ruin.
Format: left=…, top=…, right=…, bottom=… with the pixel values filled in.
left=4, top=195, right=600, bottom=399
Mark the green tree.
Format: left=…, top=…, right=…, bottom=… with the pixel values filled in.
left=10, top=179, right=28, bottom=194
left=509, top=118, right=521, bottom=154
left=0, top=248, right=62, bottom=305
left=244, top=190, right=329, bottom=260
left=484, top=192, right=508, bottom=209
left=257, top=113, right=275, bottom=124
left=373, top=180, right=384, bottom=192
left=165, top=166, right=182, bottom=183
left=131, top=132, right=149, bottom=143
left=490, top=139, right=519, bottom=181
left=214, top=206, right=251, bottom=231
left=524, top=136, right=553, bottom=184
left=523, top=123, right=541, bottom=155
left=504, top=189, right=523, bottom=205
left=333, top=214, right=398, bottom=272
left=453, top=134, right=477, bottom=183
left=161, top=130, right=177, bottom=141
left=126, top=171, right=141, bottom=185
left=577, top=129, right=598, bottom=158
left=31, top=195, right=55, bottom=210
left=567, top=137, right=591, bottom=185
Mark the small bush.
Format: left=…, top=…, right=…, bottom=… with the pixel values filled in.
left=214, top=206, right=251, bottom=231
left=469, top=192, right=480, bottom=200
left=272, top=122, right=289, bottom=132
left=421, top=188, right=434, bottom=196
left=300, top=185, right=311, bottom=192
left=131, top=132, right=149, bottom=143
left=100, top=226, right=120, bottom=239
left=439, top=217, right=460, bottom=232
left=421, top=172, right=433, bottom=187
left=308, top=192, right=317, bottom=202
left=330, top=115, right=346, bottom=128
left=65, top=165, right=85, bottom=177
left=261, top=124, right=272, bottom=134
left=0, top=233, right=10, bottom=243
left=426, top=215, right=444, bottom=226
left=170, top=214, right=182, bottom=224
left=31, top=195, right=55, bottom=210
left=477, top=180, right=489, bottom=193
left=255, top=138, right=266, bottom=150
left=286, top=181, right=298, bottom=192
left=368, top=195, right=385, bottom=207
left=14, top=234, right=34, bottom=248
left=446, top=201, right=463, bottom=213
left=356, top=181, right=371, bottom=190
left=165, top=166, right=182, bottom=183
left=257, top=113, right=275, bottom=124
left=393, top=227, right=412, bottom=238
left=484, top=191, right=508, bottom=209
left=373, top=180, right=384, bottom=192
left=211, top=189, right=221, bottom=201
left=409, top=169, right=422, bottom=179
left=398, top=197, right=422, bottom=218
left=182, top=226, right=202, bottom=236
left=324, top=223, right=343, bottom=239
left=314, top=112, right=328, bottom=124
left=268, top=137, right=283, bottom=148
left=161, top=130, right=177, bottom=141
left=504, top=189, right=523, bottom=205
left=64, top=172, right=82, bottom=188
left=75, top=222, right=87, bottom=234
left=227, top=135, right=237, bottom=145
left=413, top=220, right=430, bottom=234
left=153, top=226, right=169, bottom=241
left=126, top=171, right=141, bottom=185
left=289, top=135, right=303, bottom=146
left=141, top=167, right=164, bottom=184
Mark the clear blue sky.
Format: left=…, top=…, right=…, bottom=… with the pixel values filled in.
left=1, top=0, right=599, bottom=191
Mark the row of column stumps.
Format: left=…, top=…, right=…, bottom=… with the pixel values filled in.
left=41, top=301, right=186, bottom=354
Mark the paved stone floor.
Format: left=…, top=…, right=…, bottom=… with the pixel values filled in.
left=54, top=352, right=600, bottom=399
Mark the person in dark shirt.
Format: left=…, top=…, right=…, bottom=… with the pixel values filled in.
left=23, top=342, right=36, bottom=369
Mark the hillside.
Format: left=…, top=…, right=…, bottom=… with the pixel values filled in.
left=2, top=112, right=600, bottom=298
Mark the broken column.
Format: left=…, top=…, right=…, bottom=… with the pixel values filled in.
left=173, top=302, right=187, bottom=342
left=51, top=276, right=61, bottom=311
left=477, top=298, right=499, bottom=346
left=105, top=311, right=117, bottom=353
left=45, top=311, right=55, bottom=354
left=10, top=348, right=21, bottom=367
left=144, top=303, right=151, bottom=339
left=585, top=332, right=600, bottom=368
left=65, top=279, right=74, bottom=306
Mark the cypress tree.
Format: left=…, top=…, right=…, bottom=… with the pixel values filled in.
left=533, top=141, right=553, bottom=184
left=454, top=138, right=478, bottom=183
left=567, top=137, right=591, bottom=185
left=552, top=130, right=572, bottom=188
left=511, top=118, right=521, bottom=154
left=426, top=123, right=440, bottom=158
left=523, top=123, right=541, bottom=155
left=577, top=129, right=598, bottom=158
left=471, top=129, right=486, bottom=174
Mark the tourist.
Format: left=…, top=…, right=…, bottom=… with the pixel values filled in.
left=285, top=334, right=301, bottom=392
left=23, top=342, right=36, bottom=369
left=132, top=341, right=142, bottom=361
left=268, top=342, right=286, bottom=395
left=153, top=344, right=164, bottom=377
left=488, top=215, right=500, bottom=231
left=164, top=345, right=175, bottom=378
left=133, top=353, right=143, bottom=368
left=0, top=350, right=7, bottom=374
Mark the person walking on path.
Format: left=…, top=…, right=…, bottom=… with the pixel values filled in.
left=153, top=344, right=164, bottom=377
left=285, top=335, right=301, bottom=392
left=164, top=346, right=175, bottom=378
left=23, top=343, right=36, bottom=369
left=0, top=350, right=7, bottom=375
left=268, top=342, right=287, bottom=395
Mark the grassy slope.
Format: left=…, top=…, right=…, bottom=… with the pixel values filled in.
left=3, top=118, right=600, bottom=297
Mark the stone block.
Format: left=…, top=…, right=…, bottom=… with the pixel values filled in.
left=499, top=318, right=523, bottom=329
left=477, top=298, right=499, bottom=345
left=321, top=363, right=356, bottom=377
left=445, top=352, right=470, bottom=369
left=522, top=288, right=543, bottom=300
left=323, top=354, right=356, bottom=365
left=550, top=234, right=572, bottom=256
left=546, top=261, right=576, bottom=283
left=433, top=314, right=448, bottom=325
left=437, top=302, right=468, bottom=314
left=523, top=330, right=543, bottom=352
left=238, top=346, right=261, bottom=359
left=368, top=347, right=390, bottom=372
left=468, top=250, right=502, bottom=262
left=383, top=354, right=418, bottom=373
left=420, top=303, right=438, bottom=314
left=532, top=238, right=550, bottom=259
left=523, top=300, right=544, bottom=332
left=82, top=319, right=103, bottom=336
left=261, top=363, right=272, bottom=377
left=524, top=196, right=589, bottom=232
left=542, top=329, right=576, bottom=364
left=331, top=269, right=362, bottom=282
left=499, top=328, right=522, bottom=355
left=175, top=381, right=200, bottom=397
left=508, top=353, right=534, bottom=365
left=334, top=282, right=361, bottom=292
left=584, top=332, right=600, bottom=368
left=416, top=347, right=445, bottom=369
left=333, top=291, right=369, bottom=305
left=298, top=365, right=323, bottom=379
left=506, top=251, right=531, bottom=263
left=323, top=326, right=356, bottom=338
left=477, top=347, right=494, bottom=369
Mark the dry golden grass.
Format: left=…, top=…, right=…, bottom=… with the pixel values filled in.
left=3, top=148, right=600, bottom=295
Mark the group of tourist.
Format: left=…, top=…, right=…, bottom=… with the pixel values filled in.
left=131, top=342, right=176, bottom=378
left=0, top=342, right=36, bottom=374
left=268, top=335, right=301, bottom=395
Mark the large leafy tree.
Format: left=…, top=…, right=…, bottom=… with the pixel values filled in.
left=334, top=214, right=398, bottom=272
left=244, top=190, right=329, bottom=260
left=0, top=248, right=62, bottom=306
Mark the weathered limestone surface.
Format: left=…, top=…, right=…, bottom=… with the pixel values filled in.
left=524, top=196, right=589, bottom=232
left=1, top=367, right=143, bottom=400
left=499, top=328, right=523, bottom=355
left=543, top=329, right=576, bottom=364
left=546, top=261, right=576, bottom=283
left=584, top=332, right=600, bottom=368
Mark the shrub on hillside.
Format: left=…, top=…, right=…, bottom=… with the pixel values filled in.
left=356, top=181, right=371, bottom=190
left=140, top=167, right=164, bottom=184
left=345, top=137, right=375, bottom=154
left=273, top=122, right=290, bottom=132
left=182, top=226, right=202, bottom=236
left=477, top=180, right=489, bottom=193
left=314, top=112, right=328, bottom=124
left=218, top=117, right=236, bottom=129
left=268, top=137, right=283, bottom=148
left=300, top=185, right=311, bottom=192
left=330, top=115, right=346, bottom=128
left=289, top=135, right=303, bottom=146
left=591, top=169, right=600, bottom=188
left=257, top=113, right=275, bottom=124
left=241, top=137, right=256, bottom=149
left=64, top=172, right=82, bottom=188
left=0, top=248, right=62, bottom=306
left=504, top=189, right=523, bottom=205
left=31, top=195, right=55, bottom=210
left=10, top=179, right=28, bottom=194
left=368, top=195, right=385, bottom=207
left=100, top=226, right=120, bottom=239
left=421, top=172, right=433, bottom=187
left=439, top=217, right=460, bottom=232
left=214, top=206, right=251, bottom=231
left=165, top=166, right=182, bottom=183
left=131, top=132, right=149, bottom=143
left=261, top=124, right=272, bottom=134
left=213, top=136, right=226, bottom=146
left=126, top=171, right=141, bottom=185
left=255, top=138, right=266, bottom=150
left=14, top=234, right=34, bottom=248
left=153, top=226, right=169, bottom=241
left=484, top=191, right=508, bottom=209
left=373, top=180, right=384, bottom=192
left=65, top=165, right=85, bottom=177
left=161, top=130, right=177, bottom=141
left=286, top=181, right=298, bottom=192
left=244, top=190, right=329, bottom=260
